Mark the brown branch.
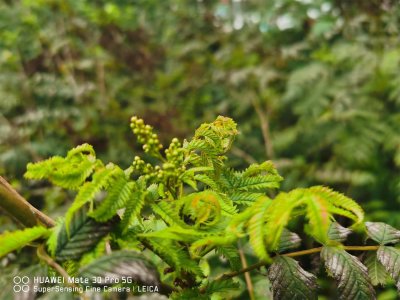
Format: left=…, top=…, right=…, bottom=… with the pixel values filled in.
left=251, top=98, right=274, bottom=159
left=237, top=241, right=255, bottom=300
left=0, top=176, right=55, bottom=228
left=216, top=245, right=380, bottom=281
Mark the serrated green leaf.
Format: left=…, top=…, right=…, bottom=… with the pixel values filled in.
left=217, top=246, right=241, bottom=271
left=364, top=252, right=388, bottom=286
left=65, top=165, right=117, bottom=229
left=377, top=246, right=400, bottom=291
left=204, top=279, right=239, bottom=295
left=248, top=196, right=273, bottom=261
left=89, top=176, right=134, bottom=222
left=79, top=250, right=160, bottom=286
left=305, top=194, right=331, bottom=244
left=0, top=226, right=49, bottom=258
left=278, top=228, right=301, bottom=253
left=321, top=246, right=375, bottom=299
left=55, top=207, right=113, bottom=261
left=268, top=256, right=317, bottom=300
left=120, top=189, right=146, bottom=232
left=144, top=238, right=203, bottom=276
left=328, top=222, right=352, bottom=242
left=171, top=289, right=209, bottom=300
left=365, top=222, right=400, bottom=245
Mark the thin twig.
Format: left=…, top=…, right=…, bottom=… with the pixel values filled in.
left=216, top=245, right=380, bottom=281
left=251, top=98, right=274, bottom=159
left=231, top=146, right=257, bottom=164
left=237, top=240, right=255, bottom=300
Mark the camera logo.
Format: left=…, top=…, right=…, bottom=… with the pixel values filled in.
left=13, top=276, right=30, bottom=293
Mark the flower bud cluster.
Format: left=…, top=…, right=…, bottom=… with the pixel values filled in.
left=130, top=116, right=163, bottom=155
left=163, top=138, right=186, bottom=177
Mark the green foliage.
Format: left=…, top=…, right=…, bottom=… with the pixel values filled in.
left=1, top=0, right=400, bottom=298
left=0, top=226, right=49, bottom=258
left=25, top=144, right=99, bottom=189
left=2, top=116, right=400, bottom=299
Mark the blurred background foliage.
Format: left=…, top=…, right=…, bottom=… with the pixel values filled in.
left=1, top=0, right=400, bottom=298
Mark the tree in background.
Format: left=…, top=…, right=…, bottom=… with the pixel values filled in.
left=1, top=1, right=400, bottom=297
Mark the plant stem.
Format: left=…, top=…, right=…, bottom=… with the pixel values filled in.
left=237, top=240, right=255, bottom=300
left=217, top=245, right=380, bottom=280
left=0, top=176, right=55, bottom=228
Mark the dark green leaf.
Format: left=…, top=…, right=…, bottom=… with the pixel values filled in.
left=278, top=228, right=301, bottom=253
left=321, top=246, right=375, bottom=299
left=377, top=246, right=400, bottom=291
left=79, top=250, right=160, bottom=287
left=365, top=222, right=400, bottom=245
left=328, top=222, right=352, bottom=242
left=268, top=256, right=317, bottom=300
left=55, top=207, right=113, bottom=261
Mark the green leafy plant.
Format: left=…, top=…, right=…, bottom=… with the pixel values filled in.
left=1, top=116, right=400, bottom=299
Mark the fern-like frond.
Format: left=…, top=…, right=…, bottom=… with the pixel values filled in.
left=90, top=174, right=134, bottom=222
left=120, top=189, right=146, bottom=232
left=247, top=196, right=273, bottom=261
left=263, top=191, right=305, bottom=251
left=24, top=143, right=99, bottom=189
left=151, top=201, right=187, bottom=228
left=309, top=186, right=364, bottom=225
left=65, top=164, right=118, bottom=230
left=305, top=194, right=332, bottom=244
left=145, top=238, right=203, bottom=276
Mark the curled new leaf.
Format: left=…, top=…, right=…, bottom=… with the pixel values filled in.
left=268, top=256, right=317, bottom=300
left=24, top=143, right=98, bottom=190
left=365, top=222, right=400, bottom=245
left=321, top=246, right=375, bottom=299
